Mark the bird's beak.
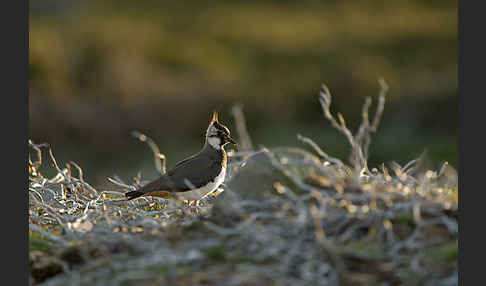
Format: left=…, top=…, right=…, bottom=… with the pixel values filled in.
left=226, top=135, right=237, bottom=145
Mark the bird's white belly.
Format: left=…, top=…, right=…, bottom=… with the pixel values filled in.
left=176, top=167, right=226, bottom=201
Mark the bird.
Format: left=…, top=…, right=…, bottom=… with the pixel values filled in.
left=125, top=111, right=236, bottom=201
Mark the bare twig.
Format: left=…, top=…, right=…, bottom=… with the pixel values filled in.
left=132, top=130, right=167, bottom=174
left=107, top=177, right=137, bottom=190
left=297, top=134, right=345, bottom=167
left=356, top=78, right=388, bottom=161
left=297, top=134, right=330, bottom=159
left=69, top=161, right=85, bottom=183
left=48, top=148, right=63, bottom=174
left=371, top=77, right=388, bottom=132
left=231, top=103, right=254, bottom=151
left=318, top=79, right=388, bottom=174
left=318, top=84, right=366, bottom=171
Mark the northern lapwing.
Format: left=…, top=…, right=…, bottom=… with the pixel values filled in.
left=125, top=111, right=236, bottom=201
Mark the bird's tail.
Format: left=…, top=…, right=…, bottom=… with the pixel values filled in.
left=125, top=190, right=145, bottom=200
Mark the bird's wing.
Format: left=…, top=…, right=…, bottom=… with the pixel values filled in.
left=166, top=152, right=222, bottom=191
left=133, top=153, right=206, bottom=195
left=172, top=153, right=198, bottom=169
left=133, top=175, right=172, bottom=194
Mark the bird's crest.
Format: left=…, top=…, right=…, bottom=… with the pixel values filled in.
left=210, top=111, right=219, bottom=123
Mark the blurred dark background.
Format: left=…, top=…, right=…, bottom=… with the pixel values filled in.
left=29, top=0, right=457, bottom=188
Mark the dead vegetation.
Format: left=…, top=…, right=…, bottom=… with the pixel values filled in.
left=29, top=81, right=457, bottom=286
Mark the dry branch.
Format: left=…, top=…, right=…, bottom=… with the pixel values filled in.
left=132, top=130, right=167, bottom=174
left=231, top=103, right=254, bottom=151
left=318, top=79, right=388, bottom=174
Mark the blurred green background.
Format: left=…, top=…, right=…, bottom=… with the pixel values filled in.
left=29, top=0, right=457, bottom=187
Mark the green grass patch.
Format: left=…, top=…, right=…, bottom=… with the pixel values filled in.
left=432, top=241, right=458, bottom=263
left=29, top=232, right=55, bottom=253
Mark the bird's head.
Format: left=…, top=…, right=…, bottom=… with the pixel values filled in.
left=205, top=111, right=236, bottom=149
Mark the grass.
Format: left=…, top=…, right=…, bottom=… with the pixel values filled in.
left=29, top=232, right=55, bottom=253
left=28, top=82, right=457, bottom=285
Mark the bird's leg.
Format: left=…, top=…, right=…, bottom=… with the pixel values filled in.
left=211, top=186, right=225, bottom=197
left=183, top=199, right=200, bottom=207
